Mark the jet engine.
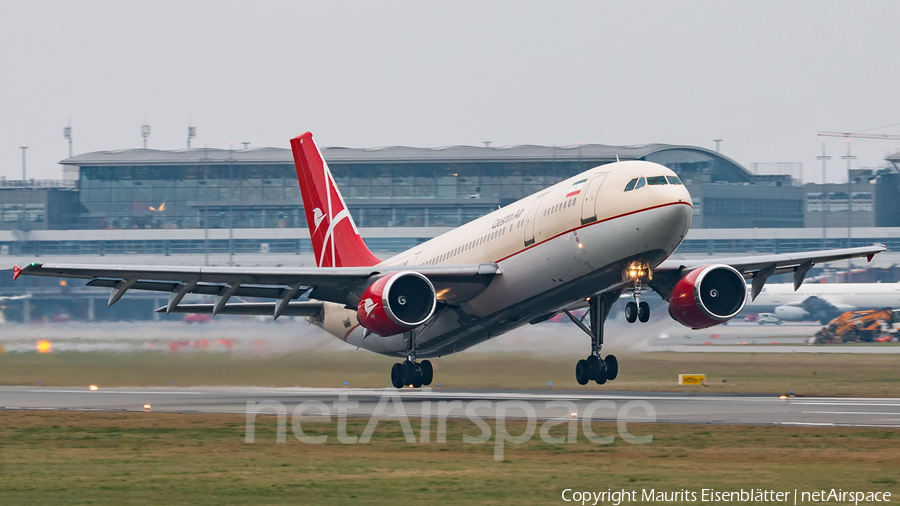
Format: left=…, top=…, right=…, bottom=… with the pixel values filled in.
left=668, top=264, right=747, bottom=329
left=357, top=271, right=437, bottom=336
left=774, top=305, right=810, bottom=322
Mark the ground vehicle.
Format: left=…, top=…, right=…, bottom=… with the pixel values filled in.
left=757, top=313, right=781, bottom=325
left=184, top=314, right=212, bottom=324
left=744, top=313, right=759, bottom=322
left=810, top=309, right=900, bottom=344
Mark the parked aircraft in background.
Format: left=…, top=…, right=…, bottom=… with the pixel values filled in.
left=14, top=132, right=885, bottom=388
left=744, top=282, right=900, bottom=323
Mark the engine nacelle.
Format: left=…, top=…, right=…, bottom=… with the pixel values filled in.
left=357, top=271, right=436, bottom=336
left=668, top=264, right=747, bottom=329
left=774, top=305, right=810, bottom=322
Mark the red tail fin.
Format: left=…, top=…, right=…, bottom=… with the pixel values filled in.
left=290, top=132, right=380, bottom=267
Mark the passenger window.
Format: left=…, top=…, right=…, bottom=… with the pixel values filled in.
left=647, top=176, right=668, bottom=185
left=624, top=178, right=638, bottom=191
left=666, top=175, right=683, bottom=185
left=634, top=177, right=646, bottom=190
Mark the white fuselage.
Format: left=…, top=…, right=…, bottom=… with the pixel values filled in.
left=313, top=161, right=693, bottom=357
left=745, top=282, right=900, bottom=320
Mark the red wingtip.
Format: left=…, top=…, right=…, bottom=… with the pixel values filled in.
left=13, top=266, right=22, bottom=281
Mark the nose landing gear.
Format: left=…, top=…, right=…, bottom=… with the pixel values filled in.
left=389, top=330, right=433, bottom=389
left=624, top=262, right=650, bottom=323
left=565, top=292, right=620, bottom=386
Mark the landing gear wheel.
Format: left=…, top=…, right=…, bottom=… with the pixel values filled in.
left=638, top=301, right=650, bottom=323
left=412, top=363, right=423, bottom=389
left=575, top=359, right=589, bottom=385
left=390, top=363, right=404, bottom=389
left=419, top=360, right=433, bottom=386
left=604, top=355, right=618, bottom=381
left=585, top=355, right=602, bottom=381
left=595, top=372, right=607, bottom=385
left=401, top=361, right=417, bottom=387
left=625, top=301, right=638, bottom=323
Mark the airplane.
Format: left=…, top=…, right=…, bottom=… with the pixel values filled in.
left=743, top=281, right=900, bottom=323
left=13, top=132, right=886, bottom=388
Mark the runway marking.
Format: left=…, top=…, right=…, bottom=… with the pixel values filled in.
left=21, top=389, right=203, bottom=395
left=795, top=402, right=900, bottom=407
left=802, top=411, right=900, bottom=415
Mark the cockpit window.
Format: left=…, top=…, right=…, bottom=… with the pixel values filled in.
left=647, top=176, right=668, bottom=185
left=634, top=177, right=646, bottom=190
left=624, top=178, right=638, bottom=191
left=666, top=175, right=683, bottom=185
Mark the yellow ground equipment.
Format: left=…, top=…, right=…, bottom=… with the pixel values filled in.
left=810, top=309, right=900, bottom=344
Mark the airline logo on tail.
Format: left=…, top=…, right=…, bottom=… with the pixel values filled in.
left=313, top=208, right=326, bottom=232
left=290, top=132, right=381, bottom=268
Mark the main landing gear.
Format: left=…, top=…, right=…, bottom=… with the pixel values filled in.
left=390, top=330, right=433, bottom=389
left=565, top=294, right=619, bottom=386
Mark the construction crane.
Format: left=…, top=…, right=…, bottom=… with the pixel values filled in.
left=818, top=131, right=900, bottom=141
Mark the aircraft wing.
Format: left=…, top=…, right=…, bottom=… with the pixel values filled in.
left=649, top=244, right=886, bottom=301
left=13, top=262, right=500, bottom=317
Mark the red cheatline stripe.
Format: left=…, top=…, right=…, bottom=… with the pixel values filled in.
left=343, top=323, right=360, bottom=341
left=495, top=201, right=692, bottom=264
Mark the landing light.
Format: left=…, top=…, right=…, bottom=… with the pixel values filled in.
left=570, top=412, right=578, bottom=418
left=89, top=385, right=98, bottom=391
left=143, top=404, right=152, bottom=410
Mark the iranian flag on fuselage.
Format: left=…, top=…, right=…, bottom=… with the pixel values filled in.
left=566, top=179, right=587, bottom=197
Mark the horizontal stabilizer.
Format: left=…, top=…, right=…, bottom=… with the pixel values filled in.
left=155, top=301, right=323, bottom=317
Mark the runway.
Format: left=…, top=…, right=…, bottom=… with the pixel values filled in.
left=2, top=386, right=899, bottom=428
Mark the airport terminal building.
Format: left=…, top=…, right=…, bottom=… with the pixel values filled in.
left=4, top=141, right=900, bottom=323
left=60, top=143, right=796, bottom=230
left=2, top=142, right=900, bottom=260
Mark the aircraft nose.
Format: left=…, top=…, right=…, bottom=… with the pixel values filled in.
left=662, top=195, right=693, bottom=241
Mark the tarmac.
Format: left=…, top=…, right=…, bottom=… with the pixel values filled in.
left=2, top=386, right=899, bottom=428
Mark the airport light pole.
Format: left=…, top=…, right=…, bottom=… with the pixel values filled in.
left=229, top=142, right=234, bottom=266
left=142, top=124, right=151, bottom=149
left=19, top=146, right=27, bottom=187
left=816, top=141, right=831, bottom=249
left=63, top=126, right=73, bottom=157
left=187, top=126, right=196, bottom=149
left=842, top=140, right=856, bottom=267
left=713, top=139, right=722, bottom=153
left=203, top=142, right=209, bottom=266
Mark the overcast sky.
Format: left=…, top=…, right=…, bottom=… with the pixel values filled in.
left=1, top=1, right=898, bottom=182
